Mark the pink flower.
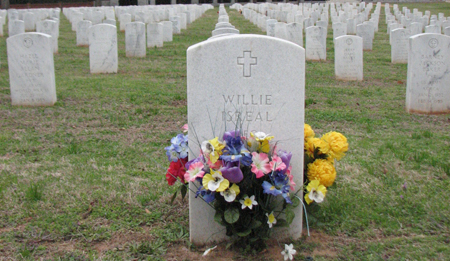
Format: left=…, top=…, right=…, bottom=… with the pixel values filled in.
left=184, top=162, right=205, bottom=182
left=182, top=124, right=188, bottom=133
left=251, top=152, right=271, bottom=178
left=286, top=166, right=296, bottom=190
left=269, top=156, right=286, bottom=171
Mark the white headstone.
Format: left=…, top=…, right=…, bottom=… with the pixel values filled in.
left=24, top=12, right=35, bottom=31
left=266, top=19, right=277, bottom=37
left=36, top=20, right=58, bottom=54
left=285, top=22, right=303, bottom=47
left=390, top=28, right=409, bottom=64
left=356, top=24, right=374, bottom=50
left=147, top=23, right=163, bottom=48
left=334, top=35, right=363, bottom=81
left=333, top=22, right=347, bottom=41
left=77, top=20, right=92, bottom=47
left=305, top=26, right=327, bottom=61
left=88, top=24, right=118, bottom=74
left=406, top=34, right=450, bottom=114
left=9, top=20, right=25, bottom=37
left=170, top=16, right=181, bottom=34
left=125, top=22, right=146, bottom=58
left=425, top=25, right=440, bottom=34
left=119, top=13, right=131, bottom=32
left=187, top=34, right=304, bottom=245
left=444, top=27, right=450, bottom=36
left=274, top=22, right=288, bottom=40
left=162, top=21, right=173, bottom=42
left=7, top=33, right=56, bottom=106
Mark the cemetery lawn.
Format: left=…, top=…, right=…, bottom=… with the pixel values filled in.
left=0, top=3, right=449, bottom=260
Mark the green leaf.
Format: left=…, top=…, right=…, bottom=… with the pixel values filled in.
left=236, top=229, right=251, bottom=237
left=180, top=185, right=187, bottom=200
left=250, top=220, right=262, bottom=229
left=290, top=196, right=301, bottom=208
left=286, top=209, right=295, bottom=225
left=170, top=190, right=178, bottom=205
left=214, top=211, right=225, bottom=225
left=224, top=207, right=240, bottom=224
left=275, top=219, right=289, bottom=227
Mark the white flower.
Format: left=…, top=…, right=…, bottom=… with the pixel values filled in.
left=253, top=131, right=270, bottom=140
left=202, top=245, right=217, bottom=256
left=201, top=140, right=214, bottom=155
left=239, top=195, right=258, bottom=210
left=281, top=244, right=297, bottom=261
left=207, top=172, right=225, bottom=191
left=266, top=212, right=277, bottom=228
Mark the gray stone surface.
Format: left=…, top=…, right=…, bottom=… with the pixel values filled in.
left=187, top=34, right=304, bottom=245
left=125, top=22, right=146, bottom=58
left=274, top=22, right=287, bottom=40
left=306, top=26, right=327, bottom=61
left=76, top=20, right=92, bottom=47
left=88, top=24, right=118, bottom=74
left=334, top=35, right=363, bottom=81
left=7, top=33, right=56, bottom=106
left=147, top=23, right=163, bottom=48
left=406, top=34, right=450, bottom=114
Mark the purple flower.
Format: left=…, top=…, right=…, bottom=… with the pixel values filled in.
left=402, top=182, right=407, bottom=190
left=278, top=150, right=292, bottom=174
left=220, top=161, right=243, bottom=183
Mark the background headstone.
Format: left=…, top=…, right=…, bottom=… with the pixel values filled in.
left=125, top=22, right=146, bottom=58
left=7, top=33, right=57, bottom=106
left=306, top=26, right=327, bottom=61
left=88, top=24, right=118, bottom=74
left=406, top=34, right=450, bottom=114
left=147, top=23, right=163, bottom=48
left=334, top=35, right=363, bottom=81
left=77, top=20, right=92, bottom=47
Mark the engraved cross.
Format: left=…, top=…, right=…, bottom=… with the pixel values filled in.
left=237, top=51, right=257, bottom=77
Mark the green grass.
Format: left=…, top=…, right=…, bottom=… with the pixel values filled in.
left=0, top=3, right=450, bottom=260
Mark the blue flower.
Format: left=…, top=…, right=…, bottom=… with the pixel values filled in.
left=262, top=181, right=282, bottom=196
left=165, top=144, right=180, bottom=162
left=196, top=186, right=215, bottom=203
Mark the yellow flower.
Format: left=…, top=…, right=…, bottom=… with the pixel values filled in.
left=202, top=170, right=229, bottom=192
left=307, top=159, right=336, bottom=187
left=321, top=132, right=348, bottom=161
left=208, top=137, right=225, bottom=163
left=304, top=180, right=327, bottom=205
left=250, top=132, right=274, bottom=153
left=304, top=124, right=315, bottom=140
left=304, top=137, right=326, bottom=158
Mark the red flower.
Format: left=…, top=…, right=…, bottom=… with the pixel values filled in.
left=166, top=158, right=188, bottom=185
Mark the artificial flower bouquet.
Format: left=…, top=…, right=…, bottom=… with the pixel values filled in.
left=303, top=124, right=349, bottom=205
left=164, top=124, right=349, bottom=253
left=165, top=128, right=299, bottom=249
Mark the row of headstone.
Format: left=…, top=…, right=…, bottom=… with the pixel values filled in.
left=234, top=1, right=379, bottom=54
left=386, top=5, right=450, bottom=64
left=211, top=4, right=239, bottom=38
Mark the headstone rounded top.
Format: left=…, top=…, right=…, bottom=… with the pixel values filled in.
left=189, top=34, right=304, bottom=52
